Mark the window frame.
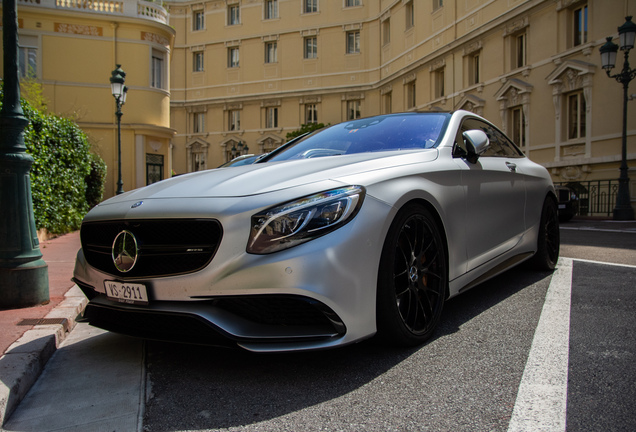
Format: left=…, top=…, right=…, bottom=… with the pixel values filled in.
left=304, top=0, right=318, bottom=14
left=228, top=110, right=241, bottom=131
left=193, top=112, right=205, bottom=134
left=434, top=68, right=445, bottom=100
left=151, top=49, right=165, bottom=89
left=346, top=100, right=361, bottom=120
left=573, top=4, right=588, bottom=47
left=382, top=18, right=391, bottom=46
left=228, top=47, right=240, bottom=68
left=567, top=90, right=586, bottom=140
left=346, top=30, right=360, bottom=54
left=304, top=36, right=318, bottom=59
left=193, top=51, right=204, bottom=72
left=266, top=107, right=279, bottom=129
left=305, top=104, right=318, bottom=124
left=193, top=10, right=205, bottom=31
left=265, top=41, right=278, bottom=64
left=228, top=4, right=240, bottom=25
left=510, top=106, right=526, bottom=149
left=405, top=1, right=414, bottom=30
left=433, top=0, right=443, bottom=12
left=264, top=0, right=278, bottom=20
left=406, top=81, right=416, bottom=110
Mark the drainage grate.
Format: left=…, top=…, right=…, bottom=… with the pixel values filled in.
left=18, top=318, right=69, bottom=331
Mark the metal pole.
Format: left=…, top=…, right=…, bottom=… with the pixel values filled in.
left=116, top=99, right=124, bottom=195
left=613, top=49, right=635, bottom=220
left=0, top=0, right=49, bottom=309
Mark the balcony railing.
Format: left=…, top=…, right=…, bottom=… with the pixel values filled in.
left=555, top=179, right=621, bottom=217
left=18, top=0, right=168, bottom=25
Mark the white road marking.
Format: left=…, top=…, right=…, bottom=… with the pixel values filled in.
left=507, top=257, right=573, bottom=432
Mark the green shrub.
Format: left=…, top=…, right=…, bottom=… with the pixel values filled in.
left=1, top=86, right=105, bottom=233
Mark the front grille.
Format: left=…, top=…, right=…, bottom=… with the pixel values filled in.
left=81, top=219, right=222, bottom=278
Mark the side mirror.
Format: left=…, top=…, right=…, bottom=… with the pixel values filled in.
left=462, top=129, right=489, bottom=164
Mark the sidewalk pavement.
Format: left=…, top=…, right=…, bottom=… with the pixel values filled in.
left=0, top=231, right=86, bottom=427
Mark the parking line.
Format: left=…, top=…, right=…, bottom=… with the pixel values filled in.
left=507, top=257, right=573, bottom=432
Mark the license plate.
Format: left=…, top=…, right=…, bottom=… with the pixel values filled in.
left=104, top=281, right=149, bottom=305
left=558, top=204, right=566, bottom=209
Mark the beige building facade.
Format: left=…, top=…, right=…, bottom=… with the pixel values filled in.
left=167, top=0, right=635, bottom=215
left=2, top=0, right=175, bottom=198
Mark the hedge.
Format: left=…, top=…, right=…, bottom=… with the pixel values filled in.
left=0, top=86, right=106, bottom=234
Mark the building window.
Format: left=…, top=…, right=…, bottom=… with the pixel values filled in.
left=567, top=91, right=586, bottom=140
left=305, top=104, right=318, bottom=124
left=347, top=100, right=360, bottom=120
left=265, top=42, right=277, bottom=63
left=513, top=33, right=526, bottom=69
left=347, top=31, right=360, bottom=54
left=383, top=92, right=392, bottom=114
left=304, top=0, right=318, bottom=13
left=193, top=11, right=204, bottom=30
left=151, top=49, right=164, bottom=89
left=405, top=1, right=414, bottom=29
left=468, top=52, right=480, bottom=85
left=510, top=106, right=525, bottom=148
left=304, top=37, right=317, bottom=59
left=382, top=18, right=391, bottom=46
left=193, top=113, right=205, bottom=134
left=228, top=4, right=240, bottom=25
left=345, top=0, right=361, bottom=6
left=193, top=51, right=204, bottom=72
left=434, top=68, right=445, bottom=99
left=146, top=154, right=163, bottom=185
left=18, top=36, right=37, bottom=79
left=433, top=0, right=443, bottom=12
left=406, top=82, right=416, bottom=109
left=265, top=0, right=278, bottom=19
left=266, top=107, right=278, bottom=128
left=228, top=110, right=241, bottom=131
left=228, top=47, right=240, bottom=68
left=573, top=5, right=588, bottom=46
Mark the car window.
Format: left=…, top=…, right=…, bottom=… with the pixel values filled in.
left=265, top=113, right=450, bottom=162
left=456, top=118, right=524, bottom=158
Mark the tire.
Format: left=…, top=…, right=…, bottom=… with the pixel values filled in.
left=376, top=203, right=447, bottom=346
left=530, top=197, right=560, bottom=270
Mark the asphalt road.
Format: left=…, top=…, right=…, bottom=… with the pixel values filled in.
left=5, top=220, right=634, bottom=432
left=140, top=220, right=636, bottom=432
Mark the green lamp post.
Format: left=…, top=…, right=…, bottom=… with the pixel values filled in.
left=0, top=0, right=49, bottom=309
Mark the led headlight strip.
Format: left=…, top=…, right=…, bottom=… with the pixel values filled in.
left=247, top=185, right=365, bottom=254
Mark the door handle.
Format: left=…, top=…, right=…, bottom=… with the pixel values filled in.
left=506, top=162, right=517, bottom=172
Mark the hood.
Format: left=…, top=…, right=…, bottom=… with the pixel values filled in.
left=99, top=149, right=438, bottom=204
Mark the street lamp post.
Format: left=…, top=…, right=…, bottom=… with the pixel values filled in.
left=110, top=65, right=128, bottom=195
left=0, top=0, right=49, bottom=309
left=600, top=16, right=636, bottom=221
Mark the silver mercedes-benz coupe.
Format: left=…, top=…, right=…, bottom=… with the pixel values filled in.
left=73, top=110, right=559, bottom=352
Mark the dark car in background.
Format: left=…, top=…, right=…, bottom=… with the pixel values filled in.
left=555, top=185, right=579, bottom=222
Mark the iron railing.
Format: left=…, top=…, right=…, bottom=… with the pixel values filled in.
left=555, top=179, right=620, bottom=217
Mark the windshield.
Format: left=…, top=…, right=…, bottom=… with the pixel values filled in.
left=264, top=113, right=450, bottom=162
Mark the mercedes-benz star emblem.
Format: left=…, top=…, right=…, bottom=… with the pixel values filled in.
left=112, top=230, right=138, bottom=273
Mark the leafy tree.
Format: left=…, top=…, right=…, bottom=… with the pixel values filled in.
left=286, top=122, right=327, bottom=141
left=0, top=85, right=106, bottom=233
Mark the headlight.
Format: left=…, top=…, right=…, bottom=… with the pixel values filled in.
left=247, top=186, right=365, bottom=254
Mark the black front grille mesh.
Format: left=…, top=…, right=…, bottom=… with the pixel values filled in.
left=81, top=219, right=222, bottom=278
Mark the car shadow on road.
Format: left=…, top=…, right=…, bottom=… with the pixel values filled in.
left=142, top=267, right=552, bottom=432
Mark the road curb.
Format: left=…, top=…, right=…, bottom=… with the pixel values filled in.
left=0, top=285, right=87, bottom=427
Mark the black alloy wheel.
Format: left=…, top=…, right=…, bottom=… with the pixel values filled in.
left=376, top=203, right=447, bottom=346
left=530, top=197, right=560, bottom=271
